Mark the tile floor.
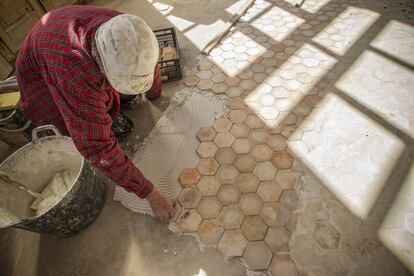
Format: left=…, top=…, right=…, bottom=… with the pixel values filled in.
left=172, top=0, right=414, bottom=275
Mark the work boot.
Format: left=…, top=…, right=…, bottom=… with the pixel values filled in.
left=111, top=112, right=134, bottom=139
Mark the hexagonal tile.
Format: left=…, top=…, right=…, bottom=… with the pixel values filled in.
left=183, top=75, right=200, bottom=86
left=241, top=215, right=268, bottom=241
left=265, top=226, right=291, bottom=253
left=225, top=76, right=241, bottom=87
left=231, top=138, right=252, bottom=154
left=226, top=98, right=246, bottom=110
left=197, top=127, right=217, bottom=142
left=226, top=87, right=244, bottom=98
left=271, top=87, right=289, bottom=99
left=280, top=190, right=299, bottom=212
left=271, top=151, right=294, bottom=169
left=266, top=135, right=288, bottom=151
left=249, top=129, right=270, bottom=145
left=250, top=144, right=273, bottom=162
left=197, top=70, right=213, bottom=80
left=257, top=181, right=282, bottom=202
left=239, top=193, right=264, bottom=215
left=213, top=118, right=232, bottom=132
left=216, top=165, right=239, bottom=185
left=179, top=168, right=201, bottom=188
left=211, top=73, right=227, bottom=83
left=229, top=124, right=250, bottom=138
left=261, top=202, right=289, bottom=226
left=178, top=188, right=202, bottom=208
left=269, top=255, right=298, bottom=276
left=176, top=209, right=202, bottom=233
left=219, top=229, right=248, bottom=257
left=197, top=176, right=221, bottom=196
left=275, top=170, right=300, bottom=190
left=237, top=173, right=260, bottom=193
left=217, top=184, right=241, bottom=205
left=198, top=196, right=223, bottom=219
left=228, top=110, right=248, bottom=124
left=212, top=83, right=228, bottom=94
left=313, top=221, right=341, bottom=249
left=198, top=79, right=214, bottom=90
left=197, top=219, right=225, bottom=244
left=197, top=141, right=218, bottom=158
left=243, top=241, right=273, bottom=270
left=214, top=132, right=235, bottom=148
left=259, top=106, right=280, bottom=120
left=245, top=115, right=265, bottom=129
left=214, top=147, right=237, bottom=165
left=234, top=155, right=256, bottom=173
left=217, top=206, right=244, bottom=229
left=253, top=161, right=277, bottom=181
left=281, top=125, right=304, bottom=140
left=197, top=158, right=219, bottom=175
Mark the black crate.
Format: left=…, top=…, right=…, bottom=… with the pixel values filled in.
left=154, top=27, right=182, bottom=83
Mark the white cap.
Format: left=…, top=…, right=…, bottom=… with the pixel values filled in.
left=95, top=14, right=159, bottom=95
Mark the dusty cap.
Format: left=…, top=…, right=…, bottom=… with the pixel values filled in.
left=96, top=14, right=159, bottom=95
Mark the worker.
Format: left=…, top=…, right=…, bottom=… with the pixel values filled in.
left=16, top=6, right=176, bottom=221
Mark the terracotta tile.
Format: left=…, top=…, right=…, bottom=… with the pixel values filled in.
left=229, top=124, right=250, bottom=138
left=249, top=129, right=270, bottom=145
left=197, top=70, right=213, bottom=80
left=228, top=110, right=248, bottom=124
left=275, top=170, right=300, bottom=190
left=197, top=176, right=221, bottom=196
left=239, top=193, right=264, bottom=215
left=217, top=184, right=241, bottom=205
left=219, top=229, right=248, bottom=257
left=179, top=168, right=201, bottom=188
left=214, top=132, right=235, bottom=148
left=237, top=173, right=260, bottom=193
left=213, top=118, right=232, bottom=132
left=212, top=83, right=228, bottom=94
left=231, top=138, right=252, bottom=154
left=257, top=181, right=282, bottom=202
left=271, top=151, right=294, bottom=169
left=197, top=79, right=214, bottom=90
left=178, top=188, right=202, bottom=208
left=225, top=76, right=241, bottom=87
left=197, top=196, right=223, bottom=219
left=211, top=73, right=227, bottom=83
left=197, top=158, right=219, bottom=175
left=226, top=97, right=246, bottom=110
left=245, top=115, right=265, bottom=129
left=198, top=59, right=213, bottom=70
left=251, top=144, right=273, bottom=162
left=217, top=206, right=244, bottom=229
left=313, top=221, right=340, bottom=249
left=226, top=87, right=244, bottom=98
left=176, top=209, right=202, bottom=233
left=234, top=155, right=256, bottom=173
left=197, top=219, right=225, bottom=244
left=253, top=161, right=277, bottom=181
left=240, top=79, right=256, bottom=90
left=261, top=202, right=289, bottom=226
left=197, top=141, right=218, bottom=158
left=280, top=190, right=299, bottom=212
left=243, top=241, right=273, bottom=270
left=196, top=127, right=217, bottom=142
left=281, top=125, right=303, bottom=140
left=269, top=254, right=298, bottom=276
left=214, top=148, right=237, bottom=165
left=265, top=226, right=291, bottom=253
left=216, top=165, right=239, bottom=185
left=241, top=215, right=268, bottom=241
left=183, top=75, right=200, bottom=86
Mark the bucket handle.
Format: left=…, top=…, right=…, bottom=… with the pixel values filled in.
left=32, top=125, right=62, bottom=142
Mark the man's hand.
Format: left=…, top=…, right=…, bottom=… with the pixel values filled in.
left=146, top=186, right=176, bottom=221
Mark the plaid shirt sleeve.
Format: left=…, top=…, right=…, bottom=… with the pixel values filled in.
left=55, top=58, right=154, bottom=198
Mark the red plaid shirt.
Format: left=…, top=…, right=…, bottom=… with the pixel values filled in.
left=16, top=6, right=153, bottom=198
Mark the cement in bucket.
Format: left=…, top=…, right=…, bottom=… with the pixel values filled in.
left=0, top=125, right=106, bottom=237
